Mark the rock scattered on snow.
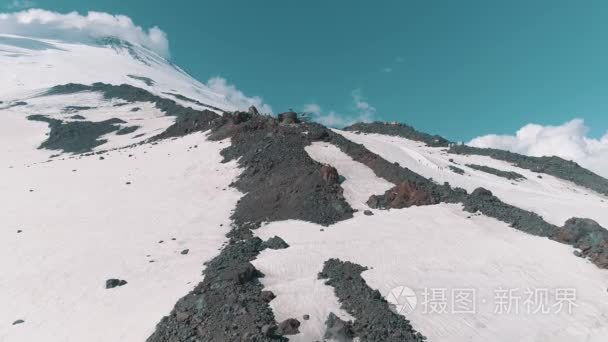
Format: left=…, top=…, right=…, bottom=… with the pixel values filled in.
left=12, top=319, right=25, bottom=325
left=180, top=249, right=189, bottom=255
left=105, top=279, right=127, bottom=289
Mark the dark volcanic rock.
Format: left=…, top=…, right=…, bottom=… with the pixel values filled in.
left=151, top=110, right=219, bottom=140
left=363, top=210, right=374, bottom=216
left=147, top=235, right=287, bottom=342
left=324, top=313, right=355, bottom=342
left=248, top=105, right=260, bottom=116
left=127, top=74, right=155, bottom=86
left=12, top=319, right=25, bottom=325
left=260, top=291, right=276, bottom=303
left=344, top=121, right=450, bottom=147
left=319, top=259, right=426, bottom=342
left=277, top=318, right=300, bottom=335
left=451, top=144, right=608, bottom=196
left=277, top=111, right=299, bottom=124
left=27, top=115, right=125, bottom=153
left=208, top=113, right=353, bottom=226
left=116, top=125, right=140, bottom=135
left=105, top=279, right=127, bottom=289
left=466, top=164, right=526, bottom=180
left=180, top=249, right=189, bottom=255
left=262, top=236, right=290, bottom=250
left=464, top=187, right=555, bottom=236
left=449, top=165, right=465, bottom=175
left=552, top=218, right=608, bottom=268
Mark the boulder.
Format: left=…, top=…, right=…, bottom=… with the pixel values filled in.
left=221, top=262, right=261, bottom=284
left=105, top=278, right=127, bottom=289
left=278, top=111, right=299, bottom=124
left=260, top=290, right=276, bottom=303
left=277, top=318, right=300, bottom=335
left=262, top=236, right=290, bottom=250
left=320, top=164, right=340, bottom=185
left=384, top=181, right=435, bottom=209
left=248, top=105, right=260, bottom=116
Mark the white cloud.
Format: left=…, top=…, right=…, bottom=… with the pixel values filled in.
left=468, top=119, right=608, bottom=178
left=0, top=8, right=169, bottom=57
left=206, top=77, right=273, bottom=114
left=396, top=56, right=404, bottom=63
left=381, top=67, right=393, bottom=73
left=304, top=89, right=376, bottom=128
left=6, top=0, right=36, bottom=10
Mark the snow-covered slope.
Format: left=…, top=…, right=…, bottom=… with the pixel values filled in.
left=0, top=132, right=242, bottom=341
left=254, top=141, right=608, bottom=342
left=3, top=33, right=608, bottom=342
left=0, top=34, right=233, bottom=111
left=337, top=130, right=608, bottom=227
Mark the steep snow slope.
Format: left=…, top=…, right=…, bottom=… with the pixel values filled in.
left=252, top=141, right=608, bottom=342
left=0, top=132, right=242, bottom=342
left=0, top=34, right=236, bottom=112
left=1, top=92, right=175, bottom=165
left=337, top=130, right=608, bottom=227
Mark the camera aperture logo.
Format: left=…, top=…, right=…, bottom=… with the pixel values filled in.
left=387, top=286, right=417, bottom=315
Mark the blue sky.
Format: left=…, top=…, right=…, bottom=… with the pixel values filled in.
left=3, top=0, right=608, bottom=142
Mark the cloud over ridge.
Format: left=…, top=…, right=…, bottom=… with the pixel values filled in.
left=304, top=89, right=376, bottom=128
left=0, top=8, right=169, bottom=57
left=469, top=119, right=608, bottom=178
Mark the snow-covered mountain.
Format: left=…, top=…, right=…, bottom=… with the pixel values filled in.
left=2, top=34, right=608, bottom=342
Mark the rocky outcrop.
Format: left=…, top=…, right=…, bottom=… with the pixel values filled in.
left=320, top=164, right=340, bottom=185
left=344, top=121, right=450, bottom=147
left=451, top=144, right=608, bottom=196
left=209, top=113, right=353, bottom=226
left=27, top=115, right=126, bottom=153
left=367, top=181, right=439, bottom=209
left=552, top=218, right=608, bottom=268
left=147, top=234, right=287, bottom=342
left=262, top=236, right=290, bottom=250
left=105, top=279, right=127, bottom=289
left=466, top=164, right=526, bottom=181
left=319, top=259, right=426, bottom=342
left=149, top=113, right=355, bottom=340
left=277, top=111, right=299, bottom=124
left=324, top=313, right=355, bottom=342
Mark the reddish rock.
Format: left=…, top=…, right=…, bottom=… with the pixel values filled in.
left=320, top=164, right=340, bottom=185
left=385, top=181, right=435, bottom=208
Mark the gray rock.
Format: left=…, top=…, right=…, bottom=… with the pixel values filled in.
left=248, top=105, right=260, bottom=116
left=260, top=290, right=276, bottom=303
left=12, top=319, right=24, bottom=325
left=324, top=313, right=354, bottom=342
left=363, top=210, right=374, bottom=216
left=277, top=318, right=300, bottom=335
left=180, top=249, right=189, bottom=255
left=105, top=279, right=127, bottom=289
left=262, top=236, right=289, bottom=250
left=261, top=324, right=277, bottom=337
